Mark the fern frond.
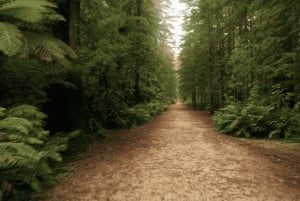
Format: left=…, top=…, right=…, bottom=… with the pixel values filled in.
left=0, top=142, right=41, bottom=169
left=0, top=107, right=6, bottom=118
left=54, top=38, right=78, bottom=60
left=0, top=0, right=63, bottom=23
left=1, top=60, right=75, bottom=105
left=29, top=175, right=43, bottom=192
left=5, top=134, right=44, bottom=145
left=6, top=105, right=47, bottom=121
left=36, top=160, right=53, bottom=175
left=43, top=8, right=65, bottom=22
left=0, top=22, right=23, bottom=56
left=0, top=117, right=33, bottom=136
left=0, top=0, right=56, bottom=10
left=0, top=104, right=75, bottom=200
left=35, top=130, right=49, bottom=139
left=0, top=105, right=51, bottom=143
left=44, top=136, right=68, bottom=153
left=24, top=32, right=77, bottom=67
left=0, top=0, right=9, bottom=6
left=67, top=130, right=82, bottom=140
left=40, top=150, right=62, bottom=162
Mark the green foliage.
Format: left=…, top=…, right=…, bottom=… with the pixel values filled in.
left=0, top=58, right=73, bottom=106
left=214, top=104, right=273, bottom=138
left=0, top=0, right=76, bottom=67
left=0, top=22, right=23, bottom=56
left=0, top=2, right=177, bottom=199
left=127, top=101, right=168, bottom=126
left=0, top=0, right=64, bottom=23
left=0, top=105, right=81, bottom=201
left=268, top=109, right=300, bottom=139
left=24, top=32, right=78, bottom=68
left=214, top=104, right=300, bottom=139
left=79, top=0, right=176, bottom=129
left=181, top=0, right=300, bottom=139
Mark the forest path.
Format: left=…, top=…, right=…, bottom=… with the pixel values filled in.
left=41, top=103, right=300, bottom=201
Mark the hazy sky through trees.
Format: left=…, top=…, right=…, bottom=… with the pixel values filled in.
left=168, top=0, right=187, bottom=56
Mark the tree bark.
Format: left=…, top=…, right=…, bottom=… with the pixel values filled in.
left=192, top=90, right=197, bottom=109
left=69, top=0, right=80, bottom=50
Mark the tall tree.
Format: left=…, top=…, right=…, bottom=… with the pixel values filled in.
left=180, top=0, right=300, bottom=138
left=79, top=0, right=176, bottom=128
left=68, top=0, right=80, bottom=50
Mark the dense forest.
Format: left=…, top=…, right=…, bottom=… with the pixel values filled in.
left=1, top=0, right=300, bottom=200
left=179, top=0, right=300, bottom=139
left=0, top=0, right=176, bottom=200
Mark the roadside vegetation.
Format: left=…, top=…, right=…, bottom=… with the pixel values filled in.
left=179, top=0, right=300, bottom=139
left=0, top=0, right=176, bottom=200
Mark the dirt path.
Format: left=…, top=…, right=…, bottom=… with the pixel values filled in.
left=41, top=103, right=300, bottom=201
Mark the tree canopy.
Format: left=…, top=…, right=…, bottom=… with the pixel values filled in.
left=179, top=0, right=300, bottom=138
left=0, top=0, right=177, bottom=200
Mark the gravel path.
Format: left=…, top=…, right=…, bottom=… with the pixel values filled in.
left=41, top=103, right=300, bottom=201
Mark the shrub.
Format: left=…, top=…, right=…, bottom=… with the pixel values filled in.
left=214, top=103, right=273, bottom=138
left=0, top=105, right=81, bottom=201
left=268, top=108, right=300, bottom=139
left=127, top=101, right=168, bottom=126
left=214, top=103, right=300, bottom=139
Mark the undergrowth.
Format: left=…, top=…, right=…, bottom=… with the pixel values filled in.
left=213, top=103, right=300, bottom=139
left=126, top=101, right=168, bottom=126
left=0, top=105, right=83, bottom=201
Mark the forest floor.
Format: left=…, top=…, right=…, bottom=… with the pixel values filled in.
left=40, top=103, right=300, bottom=201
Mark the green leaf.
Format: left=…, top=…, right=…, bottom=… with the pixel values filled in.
left=24, top=32, right=77, bottom=67
left=0, top=107, right=6, bottom=119
left=0, top=142, right=41, bottom=169
left=0, top=22, right=23, bottom=56
left=0, top=117, right=33, bottom=136
left=6, top=104, right=47, bottom=121
left=0, top=0, right=63, bottom=23
left=30, top=177, right=43, bottom=192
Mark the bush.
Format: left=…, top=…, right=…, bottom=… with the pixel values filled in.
left=214, top=103, right=273, bottom=138
left=268, top=108, right=300, bottom=139
left=0, top=105, right=81, bottom=201
left=127, top=101, right=168, bottom=126
left=214, top=103, right=300, bottom=139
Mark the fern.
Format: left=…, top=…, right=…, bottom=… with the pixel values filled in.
left=0, top=104, right=80, bottom=201
left=0, top=59, right=75, bottom=106
left=0, top=107, right=6, bottom=118
left=0, top=22, right=23, bottom=56
left=24, top=32, right=77, bottom=67
left=0, top=117, right=33, bottom=135
left=6, top=105, right=47, bottom=122
left=0, top=0, right=63, bottom=23
left=214, top=103, right=273, bottom=138
left=269, top=108, right=300, bottom=139
left=0, top=142, right=41, bottom=169
left=0, top=0, right=75, bottom=68
left=127, top=101, right=167, bottom=126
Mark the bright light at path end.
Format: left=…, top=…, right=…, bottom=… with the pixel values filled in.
left=168, top=0, right=187, bottom=57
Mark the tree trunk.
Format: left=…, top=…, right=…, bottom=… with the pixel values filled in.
left=69, top=0, right=80, bottom=50
left=207, top=11, right=215, bottom=112
left=134, top=68, right=141, bottom=104
left=192, top=90, right=197, bottom=109
left=68, top=0, right=86, bottom=130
